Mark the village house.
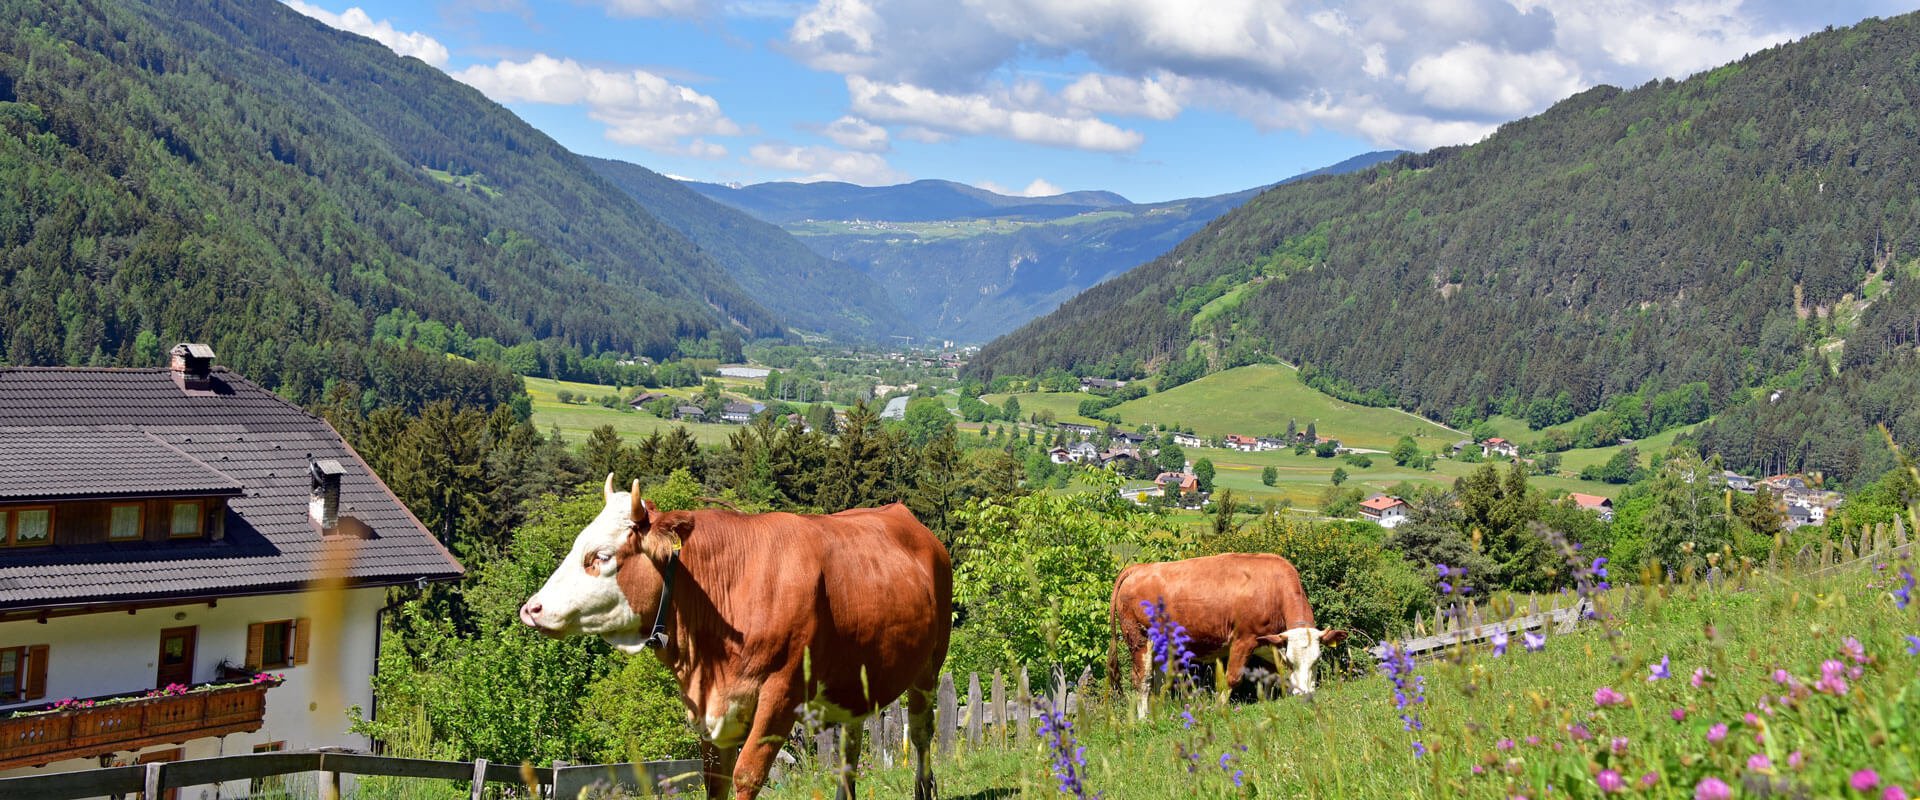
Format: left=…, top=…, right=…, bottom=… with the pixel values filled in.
left=1112, top=431, right=1152, bottom=446
left=720, top=402, right=761, bottom=424
left=1224, top=434, right=1260, bottom=452
left=674, top=404, right=706, bottom=422
left=0, top=346, right=464, bottom=795
left=1254, top=436, right=1287, bottom=452
left=1078, top=377, right=1125, bottom=392
left=1066, top=441, right=1101, bottom=463
left=1056, top=423, right=1099, bottom=439
left=1569, top=492, right=1616, bottom=521
left=1048, top=447, right=1073, bottom=465
left=1171, top=432, right=1205, bottom=449
left=1481, top=438, right=1519, bottom=458
left=1154, top=472, right=1205, bottom=508
left=626, top=390, right=669, bottom=409
left=1358, top=494, right=1410, bottom=528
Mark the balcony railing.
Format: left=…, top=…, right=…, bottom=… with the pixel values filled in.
left=0, top=677, right=281, bottom=770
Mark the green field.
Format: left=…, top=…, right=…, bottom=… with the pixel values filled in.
left=1555, top=422, right=1704, bottom=475
left=524, top=377, right=740, bottom=446
left=979, top=391, right=1112, bottom=427
left=1105, top=364, right=1461, bottom=451
left=765, top=565, right=1917, bottom=799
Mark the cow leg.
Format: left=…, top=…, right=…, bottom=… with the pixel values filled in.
left=906, top=684, right=937, bottom=800
left=835, top=719, right=865, bottom=800
left=1218, top=637, right=1256, bottom=704
left=1133, top=646, right=1153, bottom=720
left=730, top=681, right=801, bottom=800
left=700, top=738, right=739, bottom=800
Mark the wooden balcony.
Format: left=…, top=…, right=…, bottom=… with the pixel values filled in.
left=0, top=678, right=280, bottom=770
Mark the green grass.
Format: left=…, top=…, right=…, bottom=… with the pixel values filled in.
left=980, top=391, right=1112, bottom=427
left=1555, top=423, right=1704, bottom=475
left=766, top=564, right=1920, bottom=798
left=1106, top=364, right=1461, bottom=451
left=524, top=377, right=739, bottom=446
left=419, top=165, right=501, bottom=199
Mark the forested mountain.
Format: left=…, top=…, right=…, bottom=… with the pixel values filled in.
left=687, top=178, right=1132, bottom=225
left=0, top=0, right=784, bottom=399
left=971, top=13, right=1920, bottom=480
left=583, top=157, right=912, bottom=341
left=693, top=151, right=1401, bottom=341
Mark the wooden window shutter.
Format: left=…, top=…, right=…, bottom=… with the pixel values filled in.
left=292, top=618, right=311, bottom=666
left=24, top=645, right=48, bottom=700
left=246, top=623, right=266, bottom=670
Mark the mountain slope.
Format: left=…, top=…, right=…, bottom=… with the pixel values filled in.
left=971, top=13, right=1920, bottom=440
left=687, top=178, right=1131, bottom=224
left=0, top=0, right=779, bottom=395
left=583, top=156, right=911, bottom=341
left=691, top=152, right=1400, bottom=341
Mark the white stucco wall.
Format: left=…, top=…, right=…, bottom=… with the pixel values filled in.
left=0, top=586, right=389, bottom=798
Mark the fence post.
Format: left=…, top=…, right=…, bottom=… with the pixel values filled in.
left=866, top=712, right=884, bottom=767
left=317, top=759, right=342, bottom=800
left=145, top=763, right=163, bottom=800
left=937, top=673, right=957, bottom=756
left=1016, top=667, right=1032, bottom=741
left=966, top=672, right=984, bottom=746
left=991, top=671, right=1007, bottom=746
left=816, top=727, right=838, bottom=769
left=470, top=758, right=489, bottom=800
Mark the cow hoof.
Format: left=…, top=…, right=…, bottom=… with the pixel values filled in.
left=913, top=776, right=937, bottom=800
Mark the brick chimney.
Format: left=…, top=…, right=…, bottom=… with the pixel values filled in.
left=169, top=343, right=216, bottom=391
left=309, top=458, right=345, bottom=535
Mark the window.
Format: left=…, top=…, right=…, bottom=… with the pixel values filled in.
left=0, top=644, right=48, bottom=702
left=1, top=507, right=52, bottom=547
left=246, top=619, right=309, bottom=670
left=109, top=503, right=144, bottom=541
left=168, top=501, right=202, bottom=538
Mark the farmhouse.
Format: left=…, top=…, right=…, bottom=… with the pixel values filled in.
left=627, top=391, right=668, bottom=409
left=1358, top=494, right=1410, bottom=528
left=1056, top=423, right=1099, bottom=439
left=1066, top=441, right=1100, bottom=463
left=1079, top=377, right=1125, bottom=392
left=1171, top=432, right=1205, bottom=448
left=1224, top=434, right=1259, bottom=452
left=674, top=404, right=706, bottom=422
left=0, top=346, right=463, bottom=792
left=1481, top=438, right=1519, bottom=458
left=1255, top=436, right=1288, bottom=452
left=1569, top=492, right=1616, bottom=521
left=720, top=402, right=759, bottom=424
left=1048, top=447, right=1073, bottom=465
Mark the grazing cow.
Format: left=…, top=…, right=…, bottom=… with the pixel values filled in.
left=1109, top=553, right=1345, bottom=717
left=519, top=476, right=952, bottom=799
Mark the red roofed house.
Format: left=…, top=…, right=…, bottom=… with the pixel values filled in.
left=1569, top=492, right=1615, bottom=521
left=1359, top=494, right=1410, bottom=528
left=1224, top=435, right=1259, bottom=452
left=1482, top=438, right=1519, bottom=458
left=0, top=346, right=463, bottom=793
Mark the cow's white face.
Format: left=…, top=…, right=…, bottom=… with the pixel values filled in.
left=518, top=476, right=654, bottom=652
left=1260, top=627, right=1348, bottom=695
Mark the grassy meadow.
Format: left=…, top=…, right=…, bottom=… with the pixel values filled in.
left=1104, top=364, right=1462, bottom=451
left=766, top=562, right=1920, bottom=799
left=523, top=377, right=740, bottom=446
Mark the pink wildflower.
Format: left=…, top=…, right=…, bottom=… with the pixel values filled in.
left=1842, top=636, right=1867, bottom=664
left=1641, top=773, right=1659, bottom=788
left=1816, top=660, right=1851, bottom=695
left=1788, top=751, right=1804, bottom=770
left=1744, top=712, right=1759, bottom=726
left=1610, top=737, right=1629, bottom=755
left=1692, top=667, right=1713, bottom=688
left=1695, top=776, right=1732, bottom=800
left=1497, top=738, right=1515, bottom=751
left=1747, top=754, right=1771, bottom=771
left=1671, top=707, right=1687, bottom=722
left=1593, top=686, right=1626, bottom=707
left=1853, top=770, right=1881, bottom=791
left=1884, top=786, right=1908, bottom=800
left=1707, top=723, right=1728, bottom=744
left=1596, top=770, right=1626, bottom=794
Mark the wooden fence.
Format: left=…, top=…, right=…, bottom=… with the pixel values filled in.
left=810, top=665, right=1089, bottom=769
left=0, top=749, right=703, bottom=800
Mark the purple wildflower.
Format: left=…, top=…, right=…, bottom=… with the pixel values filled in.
left=1695, top=777, right=1731, bottom=800
left=1179, top=705, right=1195, bottom=730
left=1497, top=738, right=1515, bottom=751
left=1707, top=723, right=1728, bottom=744
left=1853, top=770, right=1881, bottom=791
left=1411, top=741, right=1427, bottom=757
left=1593, top=686, right=1626, bottom=707
left=1907, top=635, right=1920, bottom=656
left=1567, top=723, right=1592, bottom=742
left=1596, top=770, right=1626, bottom=794
left=1490, top=629, right=1508, bottom=657
left=1610, top=737, right=1629, bottom=755
left=1648, top=655, right=1671, bottom=681
left=1843, top=637, right=1868, bottom=665
left=1035, top=699, right=1096, bottom=799
left=1524, top=631, right=1547, bottom=653
left=1895, top=567, right=1914, bottom=610
left=1140, top=599, right=1196, bottom=678
left=1815, top=659, right=1850, bottom=695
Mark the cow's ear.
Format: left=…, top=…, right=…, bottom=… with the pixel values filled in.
left=642, top=511, right=693, bottom=563
left=1319, top=629, right=1348, bottom=647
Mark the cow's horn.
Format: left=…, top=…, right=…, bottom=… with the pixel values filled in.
left=604, top=473, right=617, bottom=500
left=630, top=479, right=646, bottom=522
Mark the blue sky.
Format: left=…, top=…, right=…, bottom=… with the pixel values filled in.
left=285, top=0, right=1912, bottom=203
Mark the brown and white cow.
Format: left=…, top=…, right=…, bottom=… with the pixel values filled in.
left=1110, top=552, right=1345, bottom=717
left=519, top=477, right=952, bottom=799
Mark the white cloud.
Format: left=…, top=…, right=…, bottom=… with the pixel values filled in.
left=822, top=116, right=890, bottom=151
left=453, top=55, right=740, bottom=156
left=783, top=0, right=1811, bottom=151
left=283, top=1, right=450, bottom=67
left=1020, top=178, right=1063, bottom=197
left=745, top=142, right=907, bottom=184
left=1405, top=44, right=1585, bottom=116
left=848, top=76, right=1144, bottom=152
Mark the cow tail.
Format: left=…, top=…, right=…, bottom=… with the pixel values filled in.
left=1106, top=601, right=1125, bottom=695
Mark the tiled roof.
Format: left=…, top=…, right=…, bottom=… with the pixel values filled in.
left=1360, top=495, right=1406, bottom=511
left=0, top=367, right=463, bottom=610
left=1569, top=492, right=1613, bottom=508
left=0, top=428, right=244, bottom=501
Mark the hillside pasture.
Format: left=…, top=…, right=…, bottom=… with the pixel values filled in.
left=1105, top=364, right=1461, bottom=451
left=524, top=377, right=738, bottom=446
